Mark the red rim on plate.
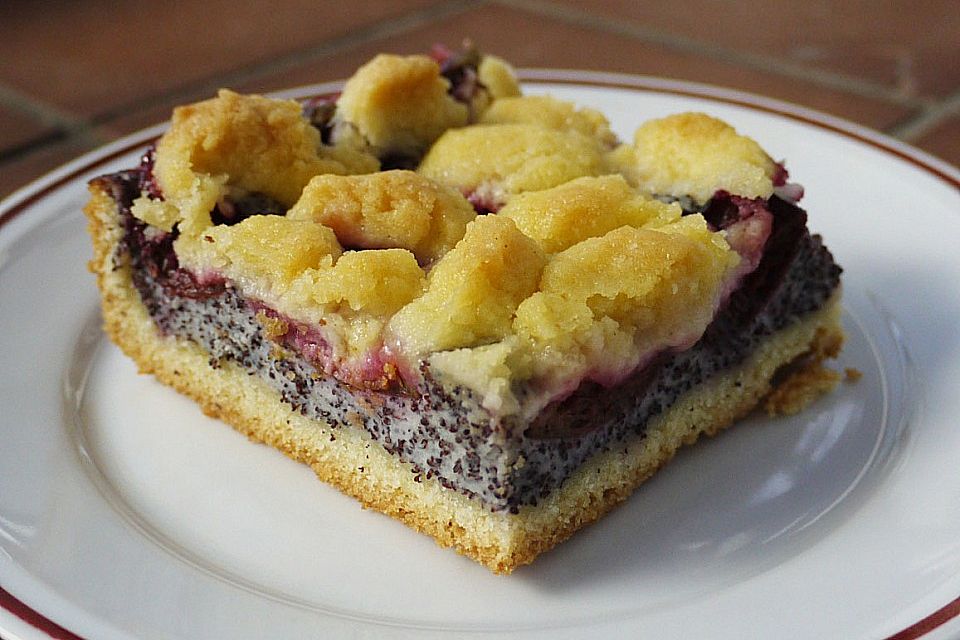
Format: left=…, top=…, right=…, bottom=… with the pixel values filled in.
left=0, top=70, right=957, bottom=640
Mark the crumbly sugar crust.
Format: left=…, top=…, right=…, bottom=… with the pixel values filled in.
left=130, top=66, right=786, bottom=413
left=86, top=184, right=844, bottom=574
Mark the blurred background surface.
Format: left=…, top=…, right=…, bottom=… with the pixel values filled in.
left=0, top=0, right=957, bottom=198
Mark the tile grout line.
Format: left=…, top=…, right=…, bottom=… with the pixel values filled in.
left=494, top=0, right=932, bottom=111
left=0, top=84, right=110, bottom=151
left=885, top=88, right=960, bottom=142
left=0, top=0, right=477, bottom=173
left=88, top=0, right=483, bottom=128
left=3, top=0, right=956, bottom=173
left=0, top=130, right=68, bottom=165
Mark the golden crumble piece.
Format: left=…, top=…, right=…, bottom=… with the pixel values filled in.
left=764, top=364, right=841, bottom=416
left=845, top=367, right=863, bottom=382
left=499, top=175, right=681, bottom=253
left=335, top=54, right=469, bottom=158
left=175, top=215, right=343, bottom=298
left=480, top=96, right=617, bottom=147
left=290, top=249, right=426, bottom=318
left=255, top=310, right=289, bottom=341
left=388, top=215, right=545, bottom=355
left=154, top=89, right=378, bottom=234
left=514, top=292, right=595, bottom=353
left=428, top=339, right=522, bottom=415
left=513, top=292, right=631, bottom=383
left=477, top=55, right=522, bottom=100
left=606, top=143, right=641, bottom=186
left=454, top=52, right=523, bottom=118
left=513, top=293, right=608, bottom=374
left=287, top=170, right=476, bottom=264
left=632, top=112, right=776, bottom=204
left=130, top=197, right=182, bottom=233
left=541, top=217, right=739, bottom=346
left=418, top=124, right=609, bottom=210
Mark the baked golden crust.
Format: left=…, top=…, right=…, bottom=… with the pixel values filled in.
left=287, top=170, right=476, bottom=264
left=85, top=181, right=843, bottom=574
left=148, top=89, right=378, bottom=235
left=417, top=123, right=610, bottom=202
left=498, top=175, right=680, bottom=254
left=628, top=112, right=777, bottom=204
left=479, top=95, right=617, bottom=147
left=131, top=64, right=769, bottom=410
left=334, top=54, right=470, bottom=157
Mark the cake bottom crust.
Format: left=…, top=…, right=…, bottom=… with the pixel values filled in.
left=86, top=189, right=844, bottom=574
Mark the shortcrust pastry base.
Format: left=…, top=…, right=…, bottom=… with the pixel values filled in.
left=86, top=186, right=844, bottom=574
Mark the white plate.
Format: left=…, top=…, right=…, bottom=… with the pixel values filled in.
left=1, top=72, right=959, bottom=640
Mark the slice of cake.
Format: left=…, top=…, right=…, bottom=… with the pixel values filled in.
left=84, top=45, right=843, bottom=574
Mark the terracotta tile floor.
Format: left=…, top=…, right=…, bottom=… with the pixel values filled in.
left=1, top=0, right=957, bottom=199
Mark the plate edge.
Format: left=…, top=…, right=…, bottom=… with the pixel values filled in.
left=0, top=70, right=957, bottom=640
left=0, top=586, right=83, bottom=640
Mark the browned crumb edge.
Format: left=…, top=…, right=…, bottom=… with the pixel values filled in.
left=84, top=186, right=845, bottom=574
left=763, top=319, right=844, bottom=416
